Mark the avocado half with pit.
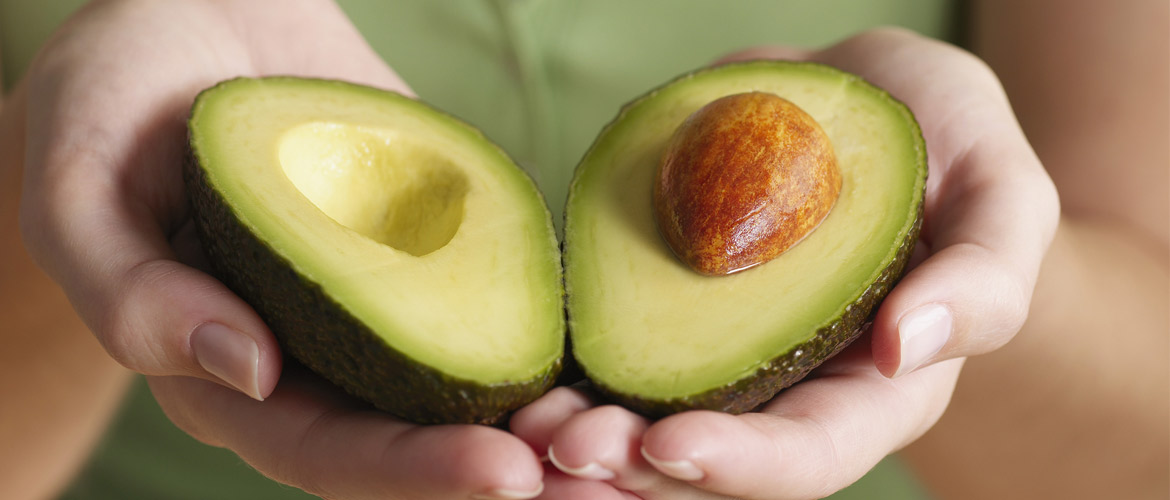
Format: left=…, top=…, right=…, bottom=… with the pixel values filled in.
left=563, top=61, right=927, bottom=417
left=185, top=77, right=564, bottom=424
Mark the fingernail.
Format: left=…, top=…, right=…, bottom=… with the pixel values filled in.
left=640, top=447, right=705, bottom=481
left=893, top=303, right=952, bottom=377
left=191, top=323, right=263, bottom=400
left=547, top=444, right=615, bottom=480
left=470, top=483, right=544, bottom=500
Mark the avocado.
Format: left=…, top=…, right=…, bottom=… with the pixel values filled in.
left=184, top=77, right=564, bottom=424
left=563, top=61, right=926, bottom=417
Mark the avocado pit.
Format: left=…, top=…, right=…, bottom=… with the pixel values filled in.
left=653, top=91, right=842, bottom=275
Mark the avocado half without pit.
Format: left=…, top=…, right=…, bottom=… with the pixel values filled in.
left=563, top=61, right=927, bottom=417
left=184, top=78, right=564, bottom=425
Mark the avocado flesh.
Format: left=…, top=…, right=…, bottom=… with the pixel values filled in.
left=564, top=62, right=926, bottom=416
left=186, top=77, right=564, bottom=424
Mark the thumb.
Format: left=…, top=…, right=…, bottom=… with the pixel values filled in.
left=19, top=139, right=281, bottom=401
left=870, top=147, right=1058, bottom=378
left=871, top=242, right=1030, bottom=378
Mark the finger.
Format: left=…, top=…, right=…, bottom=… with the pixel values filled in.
left=149, top=369, right=545, bottom=500
left=640, top=343, right=964, bottom=500
left=20, top=164, right=282, bottom=400
left=510, top=385, right=599, bottom=457
left=871, top=241, right=1028, bottom=377
left=18, top=0, right=421, bottom=400
left=801, top=29, right=1059, bottom=376
left=216, top=0, right=415, bottom=96
left=537, top=467, right=638, bottom=500
left=19, top=115, right=282, bottom=400
left=14, top=1, right=287, bottom=399
left=868, top=130, right=1056, bottom=377
left=546, top=406, right=645, bottom=483
left=546, top=406, right=719, bottom=499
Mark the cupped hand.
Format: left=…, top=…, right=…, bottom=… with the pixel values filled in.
left=510, top=27, right=1059, bottom=500
left=16, top=0, right=541, bottom=498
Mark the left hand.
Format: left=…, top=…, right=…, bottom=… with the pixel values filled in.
left=509, top=27, right=1059, bottom=500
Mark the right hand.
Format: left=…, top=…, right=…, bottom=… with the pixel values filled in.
left=15, top=1, right=542, bottom=498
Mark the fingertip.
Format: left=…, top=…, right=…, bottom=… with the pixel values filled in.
left=641, top=411, right=773, bottom=489
left=873, top=242, right=1032, bottom=377
left=189, top=321, right=282, bottom=400
left=545, top=405, right=647, bottom=481
left=547, top=444, right=615, bottom=481
left=892, top=303, right=954, bottom=378
left=470, top=483, right=544, bottom=500
left=639, top=446, right=705, bottom=482
left=441, top=426, right=546, bottom=497
left=190, top=322, right=263, bottom=399
left=510, top=386, right=597, bottom=456
left=641, top=410, right=736, bottom=460
left=96, top=258, right=284, bottom=399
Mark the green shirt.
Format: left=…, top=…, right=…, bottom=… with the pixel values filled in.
left=1, top=1, right=955, bottom=498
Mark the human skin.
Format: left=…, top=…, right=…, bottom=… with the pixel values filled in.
left=510, top=28, right=1060, bottom=499
left=0, top=80, right=134, bottom=500
left=3, top=1, right=1164, bottom=500
left=10, top=1, right=544, bottom=499
left=901, top=1, right=1169, bottom=499
left=512, top=2, right=1168, bottom=499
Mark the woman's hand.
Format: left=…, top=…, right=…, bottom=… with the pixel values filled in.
left=16, top=1, right=542, bottom=498
left=510, top=27, right=1059, bottom=500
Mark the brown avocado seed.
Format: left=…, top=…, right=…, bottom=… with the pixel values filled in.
left=654, top=92, right=842, bottom=276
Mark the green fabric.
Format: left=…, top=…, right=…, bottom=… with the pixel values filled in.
left=0, top=0, right=87, bottom=89
left=347, top=0, right=957, bottom=222
left=2, top=1, right=954, bottom=498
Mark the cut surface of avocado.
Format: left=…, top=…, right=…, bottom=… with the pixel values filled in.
left=186, top=77, right=563, bottom=424
left=564, top=62, right=926, bottom=416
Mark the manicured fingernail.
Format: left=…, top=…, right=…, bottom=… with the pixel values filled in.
left=641, top=447, right=705, bottom=481
left=470, top=483, right=544, bottom=500
left=191, top=323, right=263, bottom=400
left=893, top=303, right=952, bottom=377
left=547, top=444, right=615, bottom=480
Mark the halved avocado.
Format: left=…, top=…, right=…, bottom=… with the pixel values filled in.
left=185, top=77, right=564, bottom=424
left=564, top=61, right=926, bottom=417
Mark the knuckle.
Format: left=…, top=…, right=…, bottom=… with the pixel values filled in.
left=93, top=260, right=183, bottom=374
left=93, top=296, right=140, bottom=370
left=948, top=243, right=1035, bottom=354
left=984, top=257, right=1033, bottom=349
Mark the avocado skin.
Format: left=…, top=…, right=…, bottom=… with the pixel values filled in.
left=182, top=107, right=560, bottom=426
left=566, top=61, right=926, bottom=418
left=583, top=203, right=921, bottom=418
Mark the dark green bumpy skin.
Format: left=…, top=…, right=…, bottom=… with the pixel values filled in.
left=183, top=149, right=560, bottom=426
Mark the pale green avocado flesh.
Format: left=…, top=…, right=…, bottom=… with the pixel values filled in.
left=564, top=62, right=927, bottom=416
left=185, top=77, right=564, bottom=424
